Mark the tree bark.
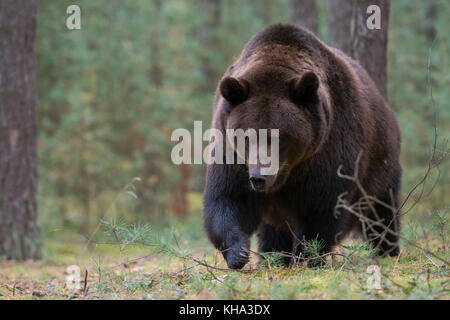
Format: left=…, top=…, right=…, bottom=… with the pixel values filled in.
left=291, top=0, right=318, bottom=34
left=0, top=0, right=40, bottom=260
left=199, top=0, right=222, bottom=92
left=328, top=0, right=390, bottom=100
left=149, top=0, right=163, bottom=88
left=327, top=0, right=353, bottom=54
left=171, top=164, right=191, bottom=216
left=424, top=2, right=437, bottom=42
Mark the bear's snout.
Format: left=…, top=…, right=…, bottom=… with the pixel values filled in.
left=249, top=173, right=266, bottom=191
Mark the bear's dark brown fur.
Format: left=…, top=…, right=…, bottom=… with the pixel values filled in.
left=203, top=24, right=401, bottom=269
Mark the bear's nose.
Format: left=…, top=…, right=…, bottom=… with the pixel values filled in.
left=249, top=174, right=266, bottom=191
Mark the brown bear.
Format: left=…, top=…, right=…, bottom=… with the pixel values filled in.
left=203, top=24, right=401, bottom=269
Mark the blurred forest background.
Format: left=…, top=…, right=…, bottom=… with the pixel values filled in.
left=1, top=0, right=448, bottom=258
left=37, top=0, right=449, bottom=236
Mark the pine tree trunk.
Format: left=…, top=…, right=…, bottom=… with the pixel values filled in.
left=199, top=0, right=222, bottom=92
left=171, top=164, right=191, bottom=216
left=327, top=0, right=353, bottom=54
left=149, top=0, right=163, bottom=88
left=328, top=0, right=390, bottom=100
left=0, top=0, right=40, bottom=260
left=291, top=0, right=318, bottom=34
left=424, top=2, right=437, bottom=42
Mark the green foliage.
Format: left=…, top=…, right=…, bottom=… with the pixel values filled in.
left=260, top=252, right=286, bottom=268
left=36, top=0, right=292, bottom=230
left=303, top=237, right=325, bottom=258
left=388, top=0, right=450, bottom=209
left=102, top=218, right=152, bottom=246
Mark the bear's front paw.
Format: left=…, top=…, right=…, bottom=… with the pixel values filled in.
left=224, top=246, right=249, bottom=270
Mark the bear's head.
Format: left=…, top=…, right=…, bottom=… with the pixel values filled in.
left=220, top=64, right=331, bottom=192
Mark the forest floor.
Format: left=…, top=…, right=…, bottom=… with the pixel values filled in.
left=0, top=208, right=448, bottom=300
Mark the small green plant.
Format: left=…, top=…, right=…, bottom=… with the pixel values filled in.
left=260, top=252, right=286, bottom=269
left=303, top=237, right=325, bottom=258
left=102, top=218, right=152, bottom=246
left=431, top=207, right=448, bottom=251
left=301, top=237, right=327, bottom=268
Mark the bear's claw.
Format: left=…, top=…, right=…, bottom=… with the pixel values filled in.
left=224, top=246, right=249, bottom=270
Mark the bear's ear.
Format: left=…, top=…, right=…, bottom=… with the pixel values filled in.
left=219, top=77, right=249, bottom=105
left=289, top=72, right=319, bottom=104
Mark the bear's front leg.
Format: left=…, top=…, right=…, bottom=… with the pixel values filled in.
left=203, top=164, right=263, bottom=269
left=203, top=198, right=256, bottom=269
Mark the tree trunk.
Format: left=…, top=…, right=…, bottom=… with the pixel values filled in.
left=424, top=2, right=437, bottom=42
left=149, top=0, right=163, bottom=88
left=327, top=0, right=353, bottom=54
left=328, top=0, right=390, bottom=100
left=199, top=0, right=222, bottom=92
left=171, top=164, right=191, bottom=216
left=291, top=0, right=318, bottom=34
left=0, top=0, right=40, bottom=260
